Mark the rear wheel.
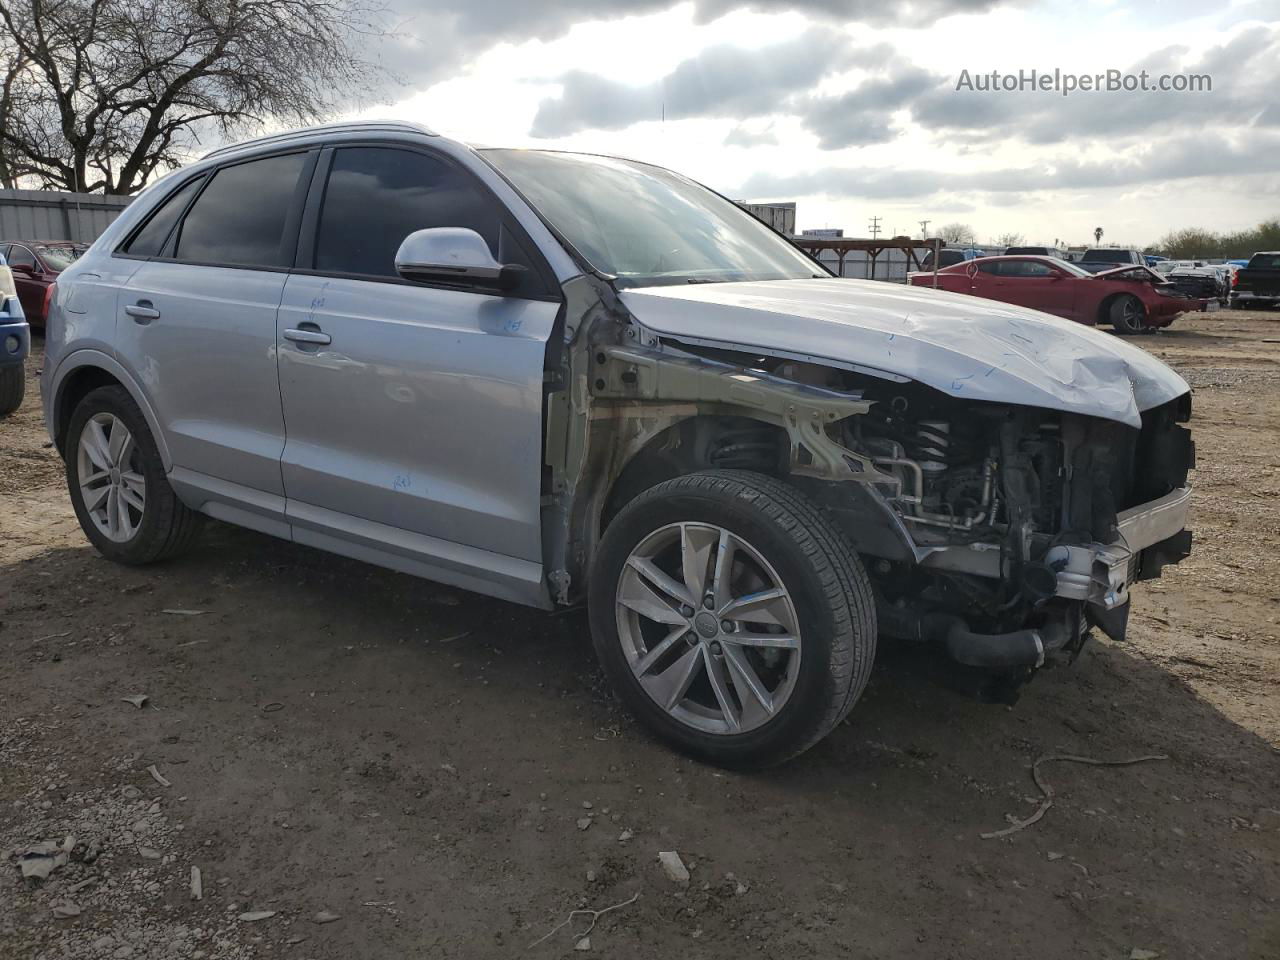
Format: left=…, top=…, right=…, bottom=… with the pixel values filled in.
left=65, top=385, right=202, bottom=564
left=0, top=363, right=22, bottom=416
left=1109, top=294, right=1149, bottom=335
left=589, top=470, right=876, bottom=768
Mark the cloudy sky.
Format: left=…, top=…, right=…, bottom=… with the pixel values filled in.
left=346, top=0, right=1280, bottom=246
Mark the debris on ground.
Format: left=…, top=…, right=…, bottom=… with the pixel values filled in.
left=190, top=866, right=202, bottom=901
left=146, top=764, right=171, bottom=787
left=238, top=910, right=276, bottom=922
left=617, top=829, right=633, bottom=843
left=312, top=910, right=341, bottom=924
left=982, top=753, right=1170, bottom=839
left=528, top=892, right=641, bottom=948
left=575, top=934, right=592, bottom=950
left=658, top=851, right=690, bottom=884
left=120, top=694, right=149, bottom=709
left=50, top=901, right=81, bottom=918
left=576, top=817, right=593, bottom=831
left=1130, top=950, right=1161, bottom=960
left=14, top=838, right=72, bottom=881
left=161, top=609, right=208, bottom=616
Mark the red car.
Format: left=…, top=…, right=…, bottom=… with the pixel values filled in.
left=909, top=255, right=1205, bottom=334
left=0, top=240, right=87, bottom=327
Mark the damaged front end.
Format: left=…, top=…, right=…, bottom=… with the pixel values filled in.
left=542, top=275, right=1194, bottom=699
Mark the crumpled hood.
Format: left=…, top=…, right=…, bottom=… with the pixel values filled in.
left=619, top=278, right=1189, bottom=428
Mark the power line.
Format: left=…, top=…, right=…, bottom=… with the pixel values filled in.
left=868, top=216, right=881, bottom=240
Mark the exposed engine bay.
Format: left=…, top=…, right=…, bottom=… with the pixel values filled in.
left=548, top=288, right=1196, bottom=702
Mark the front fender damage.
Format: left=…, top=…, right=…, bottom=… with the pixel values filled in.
left=540, top=276, right=914, bottom=605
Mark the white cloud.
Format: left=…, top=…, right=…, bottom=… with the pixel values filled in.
left=350, top=0, right=1280, bottom=243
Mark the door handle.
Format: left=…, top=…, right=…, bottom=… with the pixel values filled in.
left=125, top=301, right=160, bottom=323
left=283, top=327, right=331, bottom=346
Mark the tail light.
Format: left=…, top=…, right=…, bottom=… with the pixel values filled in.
left=43, top=281, right=56, bottom=318
left=1232, top=270, right=1239, bottom=287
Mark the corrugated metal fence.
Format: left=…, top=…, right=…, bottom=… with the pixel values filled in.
left=0, top=189, right=133, bottom=244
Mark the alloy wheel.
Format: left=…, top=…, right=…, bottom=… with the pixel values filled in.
left=76, top=412, right=146, bottom=542
left=615, top=522, right=802, bottom=735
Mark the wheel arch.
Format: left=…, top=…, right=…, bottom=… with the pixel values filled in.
left=51, top=351, right=172, bottom=469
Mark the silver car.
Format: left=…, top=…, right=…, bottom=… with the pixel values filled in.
left=42, top=121, right=1194, bottom=766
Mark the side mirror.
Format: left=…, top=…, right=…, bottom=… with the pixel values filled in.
left=394, top=228, right=522, bottom=291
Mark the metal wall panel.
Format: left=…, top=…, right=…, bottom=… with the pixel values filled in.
left=0, top=189, right=133, bottom=244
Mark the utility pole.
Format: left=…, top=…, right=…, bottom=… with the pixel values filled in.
left=919, top=219, right=930, bottom=239
left=868, top=216, right=882, bottom=240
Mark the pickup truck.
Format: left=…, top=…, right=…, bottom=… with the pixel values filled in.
left=1230, top=252, right=1280, bottom=309
left=1078, top=248, right=1147, bottom=274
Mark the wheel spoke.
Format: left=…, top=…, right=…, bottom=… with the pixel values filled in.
left=618, top=571, right=687, bottom=625
left=641, top=645, right=704, bottom=711
left=105, top=485, right=121, bottom=537
left=702, top=647, right=741, bottom=732
left=81, top=482, right=110, bottom=511
left=722, top=644, right=775, bottom=724
left=710, top=528, right=736, bottom=610
left=634, top=625, right=691, bottom=676
left=83, top=419, right=112, bottom=471
left=107, top=418, right=130, bottom=464
left=679, top=523, right=719, bottom=601
left=719, top=586, right=793, bottom=629
left=626, top=555, right=695, bottom=608
left=117, top=489, right=138, bottom=538
left=722, top=632, right=800, bottom=650
left=119, top=483, right=145, bottom=513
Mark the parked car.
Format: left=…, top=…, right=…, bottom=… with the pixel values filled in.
left=1004, top=245, right=1067, bottom=259
left=1078, top=247, right=1147, bottom=274
left=1230, top=251, right=1280, bottom=309
left=1, top=252, right=31, bottom=416
left=40, top=122, right=1195, bottom=766
left=1154, top=260, right=1229, bottom=305
left=0, top=241, right=87, bottom=327
left=920, top=247, right=972, bottom=269
left=908, top=255, right=1204, bottom=334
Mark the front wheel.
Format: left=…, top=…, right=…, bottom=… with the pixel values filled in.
left=589, top=470, right=876, bottom=768
left=1109, top=294, right=1149, bottom=335
left=65, top=385, right=202, bottom=564
left=0, top=363, right=22, bottom=416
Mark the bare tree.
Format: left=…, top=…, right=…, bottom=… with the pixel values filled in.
left=938, top=222, right=976, bottom=245
left=994, top=232, right=1024, bottom=248
left=0, top=0, right=386, bottom=194
left=1093, top=226, right=1104, bottom=244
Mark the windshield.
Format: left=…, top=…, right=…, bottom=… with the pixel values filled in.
left=35, top=244, right=85, bottom=271
left=482, top=149, right=823, bottom=287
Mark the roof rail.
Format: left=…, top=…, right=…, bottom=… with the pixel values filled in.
left=200, top=120, right=437, bottom=161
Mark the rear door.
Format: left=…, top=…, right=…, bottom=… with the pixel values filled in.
left=115, top=150, right=314, bottom=515
left=6, top=244, right=45, bottom=319
left=275, top=144, right=561, bottom=601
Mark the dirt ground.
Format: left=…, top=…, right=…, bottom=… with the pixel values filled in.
left=2, top=312, right=1278, bottom=960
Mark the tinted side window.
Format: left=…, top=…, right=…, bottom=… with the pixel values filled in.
left=314, top=147, right=500, bottom=278
left=976, top=261, right=999, bottom=275
left=175, top=153, right=309, bottom=268
left=122, top=176, right=205, bottom=257
left=1002, top=260, right=1053, bottom=277
left=7, top=245, right=36, bottom=270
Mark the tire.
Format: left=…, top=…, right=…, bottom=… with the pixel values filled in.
left=0, top=363, right=22, bottom=417
left=1109, top=294, right=1149, bottom=335
left=588, top=469, right=876, bottom=768
left=65, top=385, right=202, bottom=564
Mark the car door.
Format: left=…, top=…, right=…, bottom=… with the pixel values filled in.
left=275, top=144, right=561, bottom=602
left=6, top=244, right=45, bottom=320
left=987, top=259, right=1072, bottom=317
left=114, top=150, right=315, bottom=523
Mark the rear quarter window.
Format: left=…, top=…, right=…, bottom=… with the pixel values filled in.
left=1248, top=254, right=1280, bottom=269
